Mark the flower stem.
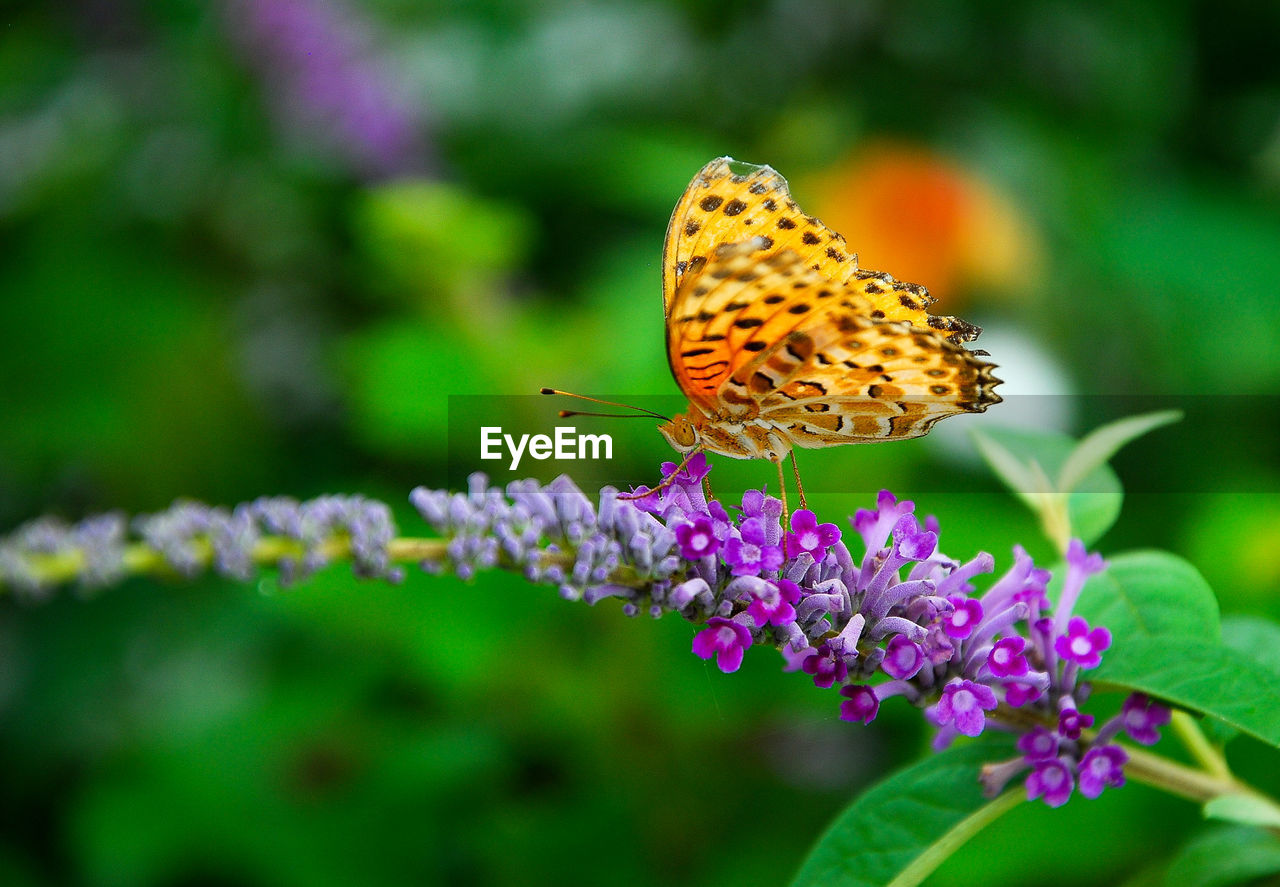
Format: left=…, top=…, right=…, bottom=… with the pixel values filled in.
left=885, top=788, right=1024, bottom=887
left=1169, top=710, right=1233, bottom=780
left=1123, top=743, right=1254, bottom=804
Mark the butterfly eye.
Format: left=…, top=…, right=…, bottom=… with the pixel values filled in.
left=660, top=416, right=699, bottom=452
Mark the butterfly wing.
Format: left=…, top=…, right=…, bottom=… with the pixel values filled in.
left=665, top=242, right=876, bottom=413
left=663, top=157, right=979, bottom=342
left=750, top=321, right=1003, bottom=444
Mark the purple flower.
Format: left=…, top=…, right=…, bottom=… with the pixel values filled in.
left=1026, top=758, right=1074, bottom=807
left=839, top=685, right=880, bottom=724
left=1004, top=682, right=1042, bottom=708
left=706, top=501, right=733, bottom=537
left=1121, top=693, right=1171, bottom=745
left=1013, top=583, right=1050, bottom=609
left=675, top=516, right=720, bottom=560
left=724, top=518, right=784, bottom=577
left=942, top=595, right=983, bottom=640
left=739, top=488, right=775, bottom=520
left=1058, top=708, right=1095, bottom=741
left=1016, top=726, right=1058, bottom=761
left=785, top=509, right=840, bottom=560
left=1051, top=539, right=1107, bottom=635
left=892, top=514, right=938, bottom=562
left=930, top=679, right=998, bottom=737
left=1067, top=537, right=1107, bottom=575
left=1054, top=616, right=1111, bottom=668
left=692, top=617, right=753, bottom=673
left=745, top=579, right=800, bottom=628
left=882, top=635, right=925, bottom=680
left=852, top=489, right=914, bottom=552
left=662, top=452, right=712, bottom=487
left=225, top=0, right=428, bottom=179
left=625, top=484, right=663, bottom=514
left=780, top=643, right=815, bottom=672
left=1078, top=745, right=1128, bottom=798
left=802, top=642, right=849, bottom=689
left=987, top=636, right=1029, bottom=678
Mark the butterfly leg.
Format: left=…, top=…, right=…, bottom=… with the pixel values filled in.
left=618, top=449, right=701, bottom=501
left=789, top=451, right=807, bottom=510
left=703, top=474, right=714, bottom=504
left=772, top=455, right=790, bottom=557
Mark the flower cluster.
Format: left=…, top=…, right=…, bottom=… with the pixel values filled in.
left=0, top=495, right=402, bottom=598
left=411, top=456, right=1165, bottom=807
left=3, top=459, right=1168, bottom=808
left=409, top=474, right=683, bottom=611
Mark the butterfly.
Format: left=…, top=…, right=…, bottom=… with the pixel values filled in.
left=547, top=156, right=1000, bottom=510
left=650, top=157, right=1001, bottom=500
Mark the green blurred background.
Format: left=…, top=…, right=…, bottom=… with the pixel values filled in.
left=3, top=1, right=1279, bottom=885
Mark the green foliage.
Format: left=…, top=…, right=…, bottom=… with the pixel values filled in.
left=1161, top=825, right=1280, bottom=887
left=1076, top=552, right=1280, bottom=748
left=972, top=411, right=1181, bottom=552
left=789, top=742, right=1015, bottom=887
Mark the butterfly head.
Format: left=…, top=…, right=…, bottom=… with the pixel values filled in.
left=658, top=412, right=700, bottom=453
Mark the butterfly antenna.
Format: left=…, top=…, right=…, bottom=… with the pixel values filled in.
left=557, top=410, right=657, bottom=419
left=540, top=388, right=670, bottom=422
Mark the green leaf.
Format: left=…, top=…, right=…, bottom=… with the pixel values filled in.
left=1162, top=824, right=1280, bottom=887
left=1074, top=551, right=1280, bottom=746
left=970, top=426, right=1123, bottom=547
left=1204, top=794, right=1280, bottom=829
left=969, top=429, right=1044, bottom=511
left=1064, top=493, right=1124, bottom=551
left=1076, top=550, right=1220, bottom=641
left=1203, top=616, right=1280, bottom=745
left=789, top=742, right=1017, bottom=887
left=1056, top=410, right=1183, bottom=494
left=1222, top=615, right=1280, bottom=678
left=1091, top=638, right=1280, bottom=748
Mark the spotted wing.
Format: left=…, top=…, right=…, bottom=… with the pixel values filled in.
left=666, top=242, right=876, bottom=413
left=663, top=156, right=979, bottom=341
left=738, top=320, right=1002, bottom=444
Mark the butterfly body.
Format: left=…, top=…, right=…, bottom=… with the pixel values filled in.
left=659, top=157, right=1001, bottom=465
left=659, top=404, right=792, bottom=461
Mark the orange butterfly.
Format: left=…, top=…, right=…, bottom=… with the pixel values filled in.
left=550, top=157, right=1001, bottom=508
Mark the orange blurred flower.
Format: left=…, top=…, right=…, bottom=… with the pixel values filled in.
left=804, top=143, right=1040, bottom=308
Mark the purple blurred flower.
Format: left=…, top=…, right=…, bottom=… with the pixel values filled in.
left=1016, top=727, right=1058, bottom=762
left=1057, top=708, right=1095, bottom=741
left=1003, top=682, right=1042, bottom=708
left=942, top=594, right=983, bottom=639
left=1054, top=616, right=1111, bottom=668
left=224, top=0, right=429, bottom=179
left=987, top=636, right=1029, bottom=678
left=1026, top=758, right=1074, bottom=807
left=1120, top=693, right=1172, bottom=745
left=839, top=685, right=880, bottom=724
left=692, top=617, right=752, bottom=673
left=745, top=579, right=799, bottom=628
left=1078, top=745, right=1128, bottom=798
left=930, top=680, right=998, bottom=737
